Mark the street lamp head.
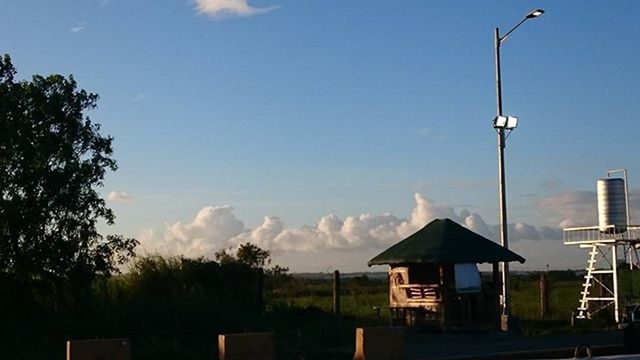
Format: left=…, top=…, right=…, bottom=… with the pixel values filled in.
left=494, top=115, right=518, bottom=130
left=526, top=9, right=545, bottom=19
left=498, top=8, right=545, bottom=44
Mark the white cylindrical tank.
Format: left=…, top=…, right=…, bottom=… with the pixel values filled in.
left=597, top=178, right=627, bottom=233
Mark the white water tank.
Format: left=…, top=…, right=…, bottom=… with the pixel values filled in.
left=597, top=178, right=627, bottom=233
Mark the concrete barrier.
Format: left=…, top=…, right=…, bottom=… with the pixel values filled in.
left=66, top=338, right=130, bottom=360
left=218, top=332, right=275, bottom=360
left=353, top=327, right=405, bottom=360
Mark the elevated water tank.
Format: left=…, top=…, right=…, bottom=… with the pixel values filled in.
left=597, top=178, right=627, bottom=233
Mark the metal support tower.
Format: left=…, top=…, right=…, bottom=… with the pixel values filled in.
left=564, top=226, right=640, bottom=322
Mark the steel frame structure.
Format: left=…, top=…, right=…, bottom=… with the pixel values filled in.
left=564, top=225, right=640, bottom=322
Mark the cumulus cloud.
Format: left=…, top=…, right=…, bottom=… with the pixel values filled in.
left=107, top=191, right=133, bottom=203
left=139, top=205, right=245, bottom=258
left=135, top=193, right=580, bottom=270
left=138, top=193, right=515, bottom=257
left=194, top=0, right=279, bottom=18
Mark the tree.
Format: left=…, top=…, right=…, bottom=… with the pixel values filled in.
left=215, top=242, right=274, bottom=269
left=214, top=243, right=271, bottom=268
left=236, top=242, right=271, bottom=268
left=0, top=55, right=137, bottom=293
left=214, top=248, right=237, bottom=266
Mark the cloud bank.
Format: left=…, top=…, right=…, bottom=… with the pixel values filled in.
left=135, top=188, right=640, bottom=271
left=137, top=193, right=563, bottom=260
left=137, top=191, right=620, bottom=271
left=194, top=0, right=279, bottom=18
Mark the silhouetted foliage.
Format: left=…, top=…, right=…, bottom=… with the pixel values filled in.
left=214, top=248, right=237, bottom=265
left=0, top=54, right=137, bottom=301
left=237, top=242, right=271, bottom=268
left=216, top=242, right=274, bottom=268
left=215, top=242, right=292, bottom=291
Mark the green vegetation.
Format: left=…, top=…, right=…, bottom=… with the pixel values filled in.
left=284, top=269, right=640, bottom=337
left=509, top=269, right=640, bottom=335
left=4, top=250, right=639, bottom=358
left=268, top=274, right=388, bottom=323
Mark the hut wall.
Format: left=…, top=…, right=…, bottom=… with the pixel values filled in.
left=389, top=265, right=441, bottom=316
left=389, top=266, right=409, bottom=307
left=388, top=264, right=498, bottom=330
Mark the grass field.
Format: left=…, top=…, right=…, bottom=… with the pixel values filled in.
left=275, top=269, right=640, bottom=337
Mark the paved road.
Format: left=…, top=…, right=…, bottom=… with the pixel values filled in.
left=406, top=331, right=625, bottom=359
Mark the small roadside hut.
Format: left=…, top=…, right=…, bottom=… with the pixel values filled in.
left=368, top=218, right=525, bottom=330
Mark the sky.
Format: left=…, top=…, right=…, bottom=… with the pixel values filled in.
left=2, top=0, right=639, bottom=272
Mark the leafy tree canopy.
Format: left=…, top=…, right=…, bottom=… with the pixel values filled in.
left=216, top=242, right=277, bottom=270
left=0, top=55, right=137, bottom=287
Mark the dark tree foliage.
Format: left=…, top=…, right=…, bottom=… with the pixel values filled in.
left=215, top=242, right=286, bottom=270
left=215, top=243, right=292, bottom=294
left=237, top=242, right=271, bottom=268
left=0, top=55, right=137, bottom=293
left=215, top=242, right=271, bottom=268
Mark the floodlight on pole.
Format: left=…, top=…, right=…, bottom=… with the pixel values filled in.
left=493, top=8, right=544, bottom=331
left=493, top=116, right=518, bottom=130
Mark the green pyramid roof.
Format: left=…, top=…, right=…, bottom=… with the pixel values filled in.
left=368, top=218, right=525, bottom=266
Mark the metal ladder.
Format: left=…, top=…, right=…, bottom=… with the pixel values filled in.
left=577, top=244, right=617, bottom=320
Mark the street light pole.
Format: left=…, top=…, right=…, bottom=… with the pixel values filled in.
left=493, top=8, right=544, bottom=331
left=494, top=27, right=511, bottom=322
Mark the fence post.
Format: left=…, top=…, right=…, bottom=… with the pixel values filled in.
left=333, top=270, right=341, bottom=317
left=539, top=273, right=548, bottom=317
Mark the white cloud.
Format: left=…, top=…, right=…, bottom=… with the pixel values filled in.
left=464, top=213, right=491, bottom=238
left=70, top=24, right=85, bottom=33
left=511, top=222, right=541, bottom=240
left=194, top=0, right=279, bottom=18
left=139, top=206, right=244, bottom=259
left=107, top=190, right=133, bottom=203
left=138, top=193, right=501, bottom=256
left=135, top=193, right=576, bottom=271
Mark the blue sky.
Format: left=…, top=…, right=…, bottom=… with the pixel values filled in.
left=2, top=1, right=639, bottom=272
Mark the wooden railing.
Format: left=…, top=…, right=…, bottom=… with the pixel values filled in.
left=398, top=284, right=440, bottom=302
